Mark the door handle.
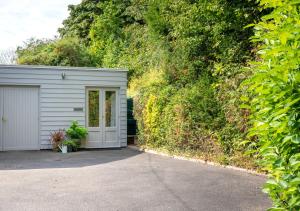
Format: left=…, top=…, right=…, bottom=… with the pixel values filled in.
left=2, top=116, right=6, bottom=122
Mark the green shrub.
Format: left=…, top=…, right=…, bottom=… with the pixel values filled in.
left=66, top=121, right=88, bottom=140
left=134, top=74, right=225, bottom=159
left=127, top=0, right=262, bottom=167
left=62, top=140, right=80, bottom=152
left=244, top=0, right=300, bottom=209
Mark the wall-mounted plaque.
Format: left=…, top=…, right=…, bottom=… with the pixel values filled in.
left=73, top=107, right=83, bottom=112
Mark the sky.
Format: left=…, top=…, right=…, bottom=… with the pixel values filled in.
left=0, top=0, right=81, bottom=51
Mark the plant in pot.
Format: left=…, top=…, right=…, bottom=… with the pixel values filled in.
left=66, top=121, right=88, bottom=147
left=50, top=129, right=65, bottom=151
left=62, top=139, right=80, bottom=152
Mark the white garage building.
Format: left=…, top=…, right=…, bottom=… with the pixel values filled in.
left=0, top=65, right=127, bottom=151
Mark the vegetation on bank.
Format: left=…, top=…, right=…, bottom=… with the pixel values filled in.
left=17, top=0, right=263, bottom=169
left=16, top=0, right=300, bottom=209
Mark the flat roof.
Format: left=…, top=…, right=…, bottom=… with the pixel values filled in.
left=0, top=64, right=128, bottom=72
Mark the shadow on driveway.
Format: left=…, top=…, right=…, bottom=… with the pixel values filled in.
left=0, top=148, right=142, bottom=170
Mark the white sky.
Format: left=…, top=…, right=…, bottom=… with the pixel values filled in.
left=0, top=0, right=82, bottom=50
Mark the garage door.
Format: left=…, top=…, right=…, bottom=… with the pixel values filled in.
left=0, top=87, right=39, bottom=150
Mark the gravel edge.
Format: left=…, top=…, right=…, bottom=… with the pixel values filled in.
left=127, top=145, right=266, bottom=177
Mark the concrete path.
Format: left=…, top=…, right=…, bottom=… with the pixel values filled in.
left=0, top=148, right=271, bottom=211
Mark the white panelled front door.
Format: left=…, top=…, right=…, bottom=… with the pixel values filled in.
left=103, top=89, right=119, bottom=147
left=85, top=88, right=120, bottom=148
left=0, top=87, right=39, bottom=151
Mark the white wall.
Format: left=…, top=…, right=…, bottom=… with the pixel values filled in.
left=0, top=65, right=127, bottom=149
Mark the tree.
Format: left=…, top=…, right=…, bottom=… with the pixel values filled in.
left=58, top=0, right=103, bottom=44
left=16, top=37, right=94, bottom=67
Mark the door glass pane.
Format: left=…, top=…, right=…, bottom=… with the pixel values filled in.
left=105, top=91, right=116, bottom=127
left=88, top=90, right=99, bottom=127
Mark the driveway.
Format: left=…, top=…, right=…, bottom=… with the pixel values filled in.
left=0, top=148, right=271, bottom=211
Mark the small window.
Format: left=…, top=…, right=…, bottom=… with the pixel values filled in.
left=105, top=91, right=116, bottom=127
left=88, top=90, right=99, bottom=127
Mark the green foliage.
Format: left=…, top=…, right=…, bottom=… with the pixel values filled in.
left=244, top=0, right=300, bottom=209
left=59, top=0, right=103, bottom=44
left=84, top=0, right=262, bottom=164
left=17, top=0, right=264, bottom=169
left=125, top=0, right=262, bottom=164
left=134, top=75, right=224, bottom=157
left=66, top=121, right=88, bottom=140
left=16, top=37, right=94, bottom=66
left=62, top=139, right=80, bottom=152
left=89, top=0, right=134, bottom=68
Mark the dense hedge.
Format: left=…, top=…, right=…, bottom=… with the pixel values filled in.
left=244, top=0, right=300, bottom=209
left=125, top=0, right=262, bottom=166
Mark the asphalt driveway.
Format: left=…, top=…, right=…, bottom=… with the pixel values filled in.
left=0, top=148, right=271, bottom=211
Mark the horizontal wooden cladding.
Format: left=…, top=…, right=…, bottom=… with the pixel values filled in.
left=41, top=136, right=51, bottom=141
left=120, top=123, right=128, bottom=128
left=41, top=112, right=85, bottom=117
left=0, top=78, right=127, bottom=86
left=40, top=89, right=126, bottom=95
left=40, top=120, right=85, bottom=126
left=120, top=90, right=127, bottom=94
left=41, top=124, right=126, bottom=131
left=41, top=88, right=85, bottom=94
left=41, top=131, right=64, bottom=136
left=41, top=102, right=85, bottom=108
left=120, top=107, right=127, bottom=112
left=40, top=145, right=52, bottom=149
left=41, top=116, right=85, bottom=122
left=119, top=114, right=127, bottom=118
left=40, top=98, right=85, bottom=103
left=41, top=126, right=70, bottom=131
left=40, top=93, right=85, bottom=98
left=41, top=131, right=54, bottom=136
left=41, top=107, right=84, bottom=112
left=40, top=98, right=125, bottom=105
left=120, top=119, right=127, bottom=124
left=0, top=74, right=126, bottom=82
left=0, top=68, right=127, bottom=77
left=41, top=84, right=127, bottom=90
left=120, top=103, right=127, bottom=108
left=41, top=140, right=53, bottom=146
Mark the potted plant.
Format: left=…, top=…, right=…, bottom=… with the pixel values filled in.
left=62, top=139, right=80, bottom=152
left=66, top=121, right=88, bottom=147
left=50, top=129, right=65, bottom=151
